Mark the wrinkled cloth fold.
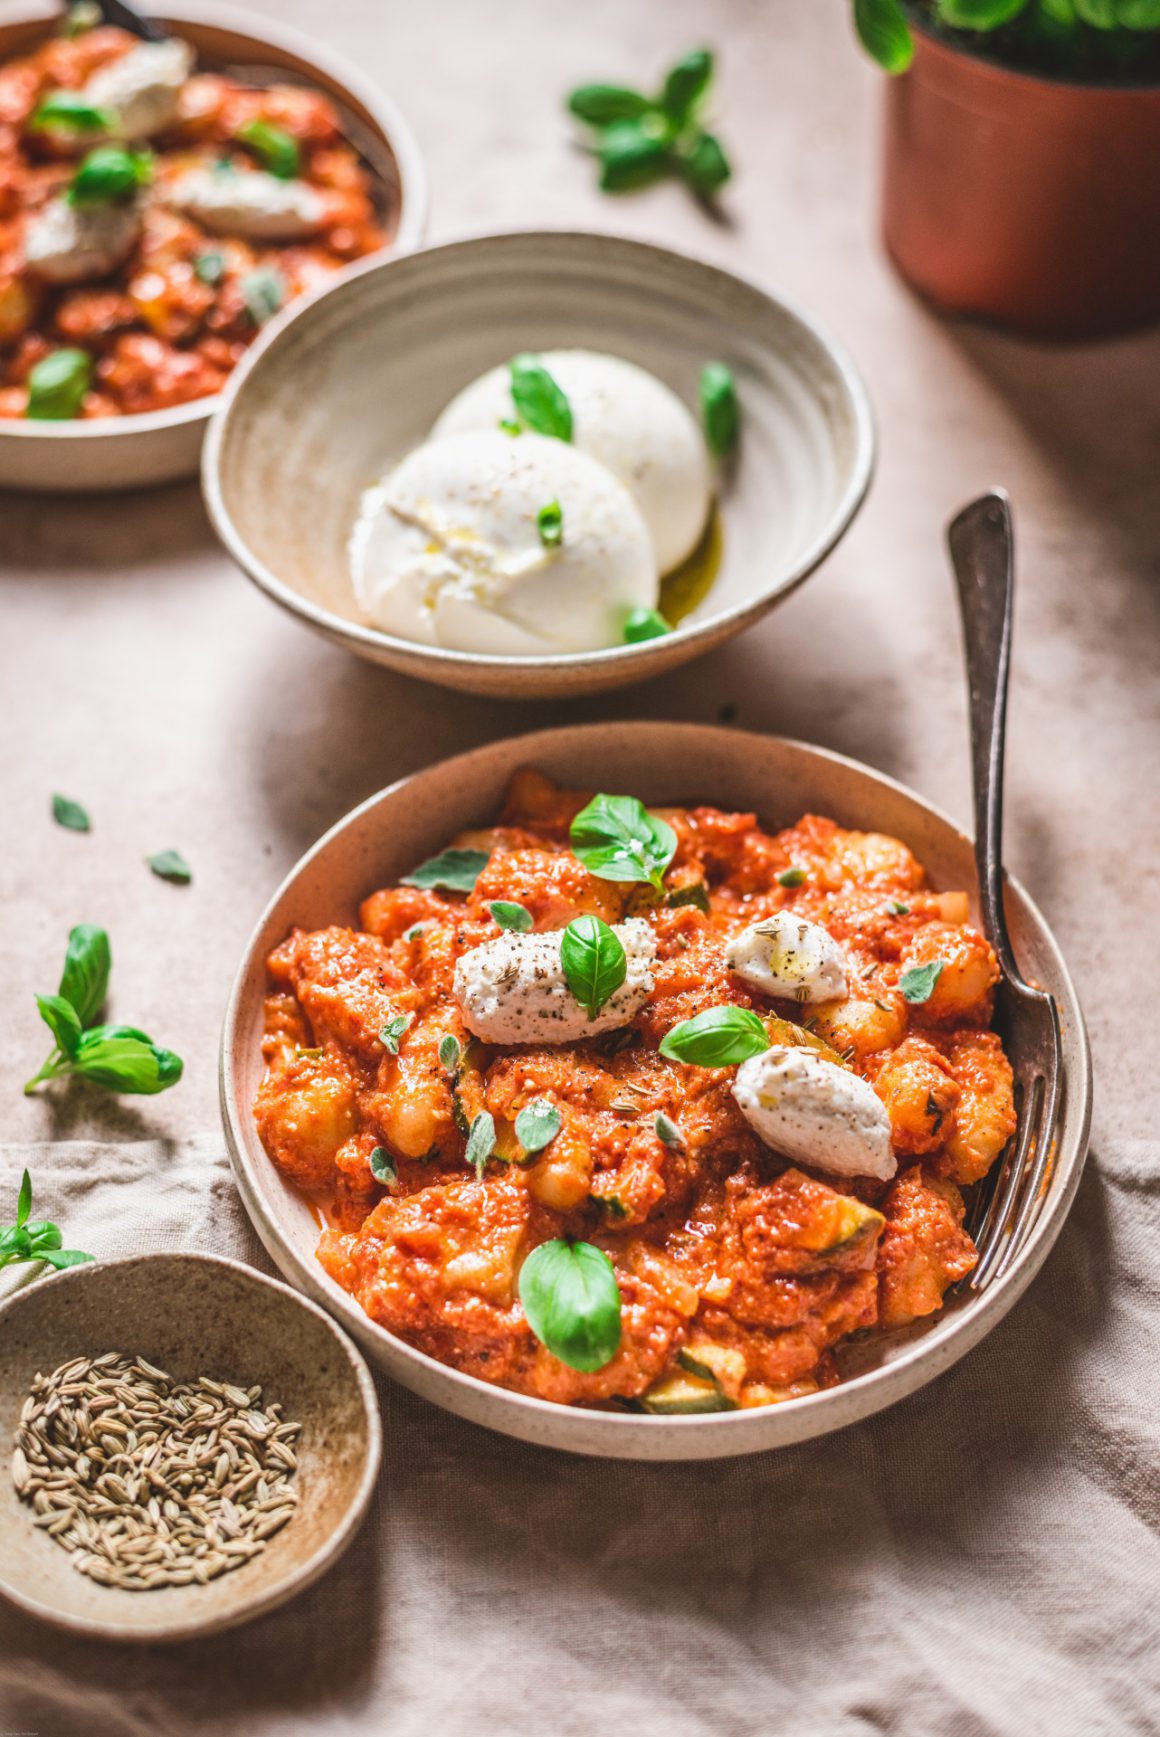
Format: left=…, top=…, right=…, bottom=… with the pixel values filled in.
left=0, top=1139, right=1157, bottom=1737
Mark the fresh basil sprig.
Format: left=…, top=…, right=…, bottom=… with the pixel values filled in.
left=509, top=355, right=573, bottom=441
left=23, top=925, right=182, bottom=1097
left=566, top=47, right=732, bottom=201
left=519, top=1238, right=622, bottom=1371
left=853, top=0, right=916, bottom=72
left=489, top=901, right=533, bottom=933
left=560, top=916, right=627, bottom=1021
left=0, top=1170, right=92, bottom=1274
left=700, top=363, right=740, bottom=458
left=235, top=118, right=301, bottom=180
left=655, top=1112, right=686, bottom=1150
left=570, top=792, right=677, bottom=891
left=403, top=847, right=490, bottom=893
left=623, top=607, right=670, bottom=644
left=147, top=849, right=192, bottom=885
left=194, top=249, right=227, bottom=286
left=28, top=91, right=115, bottom=134
left=29, top=353, right=92, bottom=423
left=659, top=1005, right=770, bottom=1067
left=899, top=960, right=945, bottom=1004
left=369, top=1146, right=397, bottom=1186
left=777, top=867, right=805, bottom=888
left=380, top=1013, right=412, bottom=1054
left=69, top=145, right=151, bottom=207
left=515, top=1099, right=562, bottom=1155
left=438, top=1033, right=462, bottom=1072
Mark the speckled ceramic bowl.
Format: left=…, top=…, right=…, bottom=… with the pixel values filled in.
left=202, top=230, right=874, bottom=698
left=220, top=722, right=1092, bottom=1461
left=0, top=1252, right=381, bottom=1641
left=0, top=1, right=426, bottom=494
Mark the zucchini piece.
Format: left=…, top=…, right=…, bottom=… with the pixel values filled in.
left=640, top=1373, right=738, bottom=1415
left=450, top=1039, right=488, bottom=1136
left=814, top=1196, right=885, bottom=1257
left=677, top=1343, right=746, bottom=1391
left=765, top=1013, right=846, bottom=1068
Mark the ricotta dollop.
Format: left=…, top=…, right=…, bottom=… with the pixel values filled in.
left=453, top=918, right=656, bottom=1043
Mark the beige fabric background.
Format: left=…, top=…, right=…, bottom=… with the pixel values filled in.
left=2, top=0, right=1159, bottom=1730
left=1, top=1138, right=1158, bottom=1737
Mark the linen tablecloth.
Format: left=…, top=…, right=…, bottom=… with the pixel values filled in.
left=1, top=1137, right=1157, bottom=1737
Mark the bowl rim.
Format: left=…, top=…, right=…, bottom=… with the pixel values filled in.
left=219, top=721, right=1092, bottom=1456
left=0, top=0, right=428, bottom=447
left=0, top=1248, right=384, bottom=1642
left=200, top=226, right=876, bottom=674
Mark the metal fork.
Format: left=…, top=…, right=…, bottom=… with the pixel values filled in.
left=947, top=491, right=1063, bottom=1290
left=87, top=0, right=166, bottom=42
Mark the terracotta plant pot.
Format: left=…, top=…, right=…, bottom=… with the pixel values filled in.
left=881, top=23, right=1160, bottom=340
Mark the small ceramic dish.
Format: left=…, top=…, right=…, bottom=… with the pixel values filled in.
left=202, top=230, right=875, bottom=699
left=0, top=1252, right=381, bottom=1641
left=219, top=722, right=1092, bottom=1461
left=0, top=1, right=426, bottom=494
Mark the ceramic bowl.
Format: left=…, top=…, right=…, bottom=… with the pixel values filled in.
left=0, top=1, right=426, bottom=494
left=0, top=1252, right=381, bottom=1641
left=219, top=722, right=1092, bottom=1461
left=202, top=230, right=874, bottom=698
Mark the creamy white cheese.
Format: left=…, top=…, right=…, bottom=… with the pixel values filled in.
left=432, top=350, right=712, bottom=575
left=732, top=1046, right=896, bottom=1181
left=84, top=39, right=193, bottom=141
left=166, top=167, right=325, bottom=240
left=24, top=195, right=140, bottom=285
left=726, top=913, right=848, bottom=1005
left=454, top=918, right=656, bottom=1044
left=349, top=429, right=658, bottom=654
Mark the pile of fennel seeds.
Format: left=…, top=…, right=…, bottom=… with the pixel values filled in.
left=11, top=1351, right=301, bottom=1591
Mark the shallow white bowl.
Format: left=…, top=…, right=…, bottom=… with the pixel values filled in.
left=220, top=722, right=1092, bottom=1461
left=0, top=1, right=426, bottom=494
left=202, top=230, right=875, bottom=698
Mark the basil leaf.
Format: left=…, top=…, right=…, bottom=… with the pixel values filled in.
left=597, top=120, right=671, bottom=192
left=899, top=961, right=944, bottom=1004
left=887, top=899, right=911, bottom=916
left=567, top=83, right=653, bottom=125
left=438, top=1033, right=461, bottom=1071
left=537, top=500, right=564, bottom=546
left=465, top=1110, right=496, bottom=1179
left=29, top=91, right=115, bottom=133
left=659, top=48, right=713, bottom=124
left=36, top=993, right=83, bottom=1058
left=380, top=1014, right=412, bottom=1055
left=0, top=1226, right=34, bottom=1262
left=853, top=0, right=916, bottom=71
left=777, top=867, right=805, bottom=888
left=58, top=923, right=110, bottom=1026
left=560, top=916, right=627, bottom=1020
left=26, top=1220, right=62, bottom=1251
left=194, top=248, right=227, bottom=286
left=73, top=1027, right=184, bottom=1094
left=241, top=267, right=285, bottom=327
left=41, top=1248, right=95, bottom=1269
left=51, top=790, right=92, bottom=829
left=369, top=1146, right=397, bottom=1185
left=678, top=131, right=731, bottom=196
left=515, top=1099, right=562, bottom=1155
left=404, top=921, right=433, bottom=941
left=235, top=117, right=300, bottom=179
left=623, top=607, right=670, bottom=644
left=30, top=349, right=92, bottom=422
left=1113, top=0, right=1160, bottom=22
left=63, top=3, right=101, bottom=37
left=570, top=792, right=677, bottom=891
left=655, top=1112, right=686, bottom=1150
left=666, top=881, right=710, bottom=913
left=699, top=362, right=740, bottom=458
left=489, top=901, right=533, bottom=933
left=497, top=417, right=523, bottom=436
left=519, top=1238, right=622, bottom=1372
left=403, top=847, right=489, bottom=893
left=147, top=849, right=192, bottom=885
left=15, top=1169, right=31, bottom=1230
left=69, top=145, right=151, bottom=206
left=937, top=0, right=1030, bottom=23
left=509, top=355, right=573, bottom=441
left=659, top=1005, right=770, bottom=1067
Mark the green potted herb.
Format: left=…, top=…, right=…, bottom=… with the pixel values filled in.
left=853, top=0, right=1160, bottom=337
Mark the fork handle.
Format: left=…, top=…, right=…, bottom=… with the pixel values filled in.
left=946, top=491, right=1021, bottom=984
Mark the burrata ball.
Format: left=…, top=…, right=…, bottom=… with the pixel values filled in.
left=348, top=428, right=658, bottom=654
left=431, top=350, right=711, bottom=575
